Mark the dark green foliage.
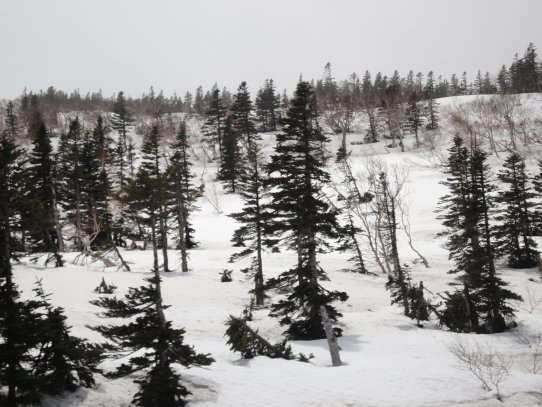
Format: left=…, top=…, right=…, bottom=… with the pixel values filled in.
left=231, top=81, right=259, bottom=148
left=423, top=72, right=439, bottom=130
left=405, top=91, right=424, bottom=147
left=386, top=266, right=430, bottom=325
left=495, top=153, right=538, bottom=268
left=31, top=280, right=103, bottom=396
left=202, top=89, right=226, bottom=160
left=168, top=121, right=199, bottom=254
left=0, top=133, right=41, bottom=406
left=225, top=315, right=311, bottom=362
left=111, top=91, right=134, bottom=188
left=437, top=136, right=521, bottom=333
left=255, top=79, right=280, bottom=132
left=220, top=269, right=233, bottom=282
left=26, top=111, right=63, bottom=266
left=229, top=142, right=271, bottom=305
left=90, top=274, right=213, bottom=406
left=265, top=81, right=347, bottom=340
left=121, top=124, right=171, bottom=272
left=217, top=115, right=244, bottom=193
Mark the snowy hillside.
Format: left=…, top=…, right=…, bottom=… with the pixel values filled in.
left=11, top=94, right=542, bottom=407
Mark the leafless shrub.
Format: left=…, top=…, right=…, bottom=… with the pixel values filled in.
left=515, top=282, right=542, bottom=314
left=448, top=336, right=511, bottom=401
left=204, top=180, right=223, bottom=214
left=513, top=330, right=542, bottom=374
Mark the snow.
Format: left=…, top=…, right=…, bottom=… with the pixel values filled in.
left=11, top=94, right=542, bottom=406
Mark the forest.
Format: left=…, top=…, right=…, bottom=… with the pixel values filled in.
left=1, top=43, right=542, bottom=406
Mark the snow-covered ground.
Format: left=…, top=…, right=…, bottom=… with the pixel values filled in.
left=12, top=94, right=542, bottom=406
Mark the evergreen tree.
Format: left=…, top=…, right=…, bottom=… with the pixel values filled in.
left=4, top=101, right=18, bottom=140
left=0, top=133, right=41, bottom=406
left=27, top=110, right=64, bottom=265
left=217, top=115, right=244, bottom=193
left=231, top=81, right=259, bottom=148
left=405, top=91, right=424, bottom=148
left=255, top=79, right=280, bottom=132
left=111, top=91, right=134, bottom=188
left=91, top=271, right=213, bottom=406
left=424, top=72, right=439, bottom=129
left=168, top=121, right=199, bottom=271
left=229, top=141, right=270, bottom=305
left=495, top=153, right=538, bottom=268
left=202, top=89, right=226, bottom=161
left=57, top=117, right=86, bottom=251
left=265, top=81, right=347, bottom=344
left=30, top=281, right=102, bottom=396
left=438, top=136, right=521, bottom=333
left=123, top=124, right=171, bottom=272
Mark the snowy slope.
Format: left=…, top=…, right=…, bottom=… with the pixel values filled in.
left=11, top=94, right=542, bottom=407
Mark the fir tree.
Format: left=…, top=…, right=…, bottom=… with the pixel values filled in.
left=111, top=91, right=134, bottom=188
left=122, top=124, right=171, bottom=272
left=265, top=81, right=347, bottom=348
left=91, top=271, right=213, bottom=406
left=495, top=153, right=538, bottom=268
left=217, top=115, right=244, bottom=193
left=424, top=72, right=439, bottom=130
left=229, top=141, right=271, bottom=305
left=231, top=81, right=259, bottom=148
left=4, top=101, right=18, bottom=140
left=0, top=133, right=41, bottom=406
left=438, top=136, right=521, bottom=333
left=405, top=91, right=424, bottom=148
left=168, top=121, right=199, bottom=271
left=202, top=89, right=226, bottom=161
left=27, top=110, right=63, bottom=265
left=31, top=280, right=103, bottom=396
left=255, top=79, right=280, bottom=132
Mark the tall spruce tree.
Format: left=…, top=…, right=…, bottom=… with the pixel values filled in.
left=168, top=121, right=199, bottom=271
left=217, top=115, right=244, bottom=193
left=202, top=89, right=226, bottom=161
left=255, top=79, right=280, bottom=132
left=111, top=91, right=134, bottom=188
left=27, top=110, right=64, bottom=265
left=123, top=124, right=171, bottom=272
left=265, top=81, right=347, bottom=365
left=424, top=72, right=439, bottom=130
left=57, top=117, right=86, bottom=251
left=405, top=91, right=424, bottom=148
left=4, top=101, right=18, bottom=140
left=438, top=136, right=521, bottom=333
left=229, top=141, right=271, bottom=306
left=91, top=270, right=213, bottom=406
left=495, top=152, right=538, bottom=268
left=0, top=133, right=41, bottom=406
left=231, top=82, right=259, bottom=149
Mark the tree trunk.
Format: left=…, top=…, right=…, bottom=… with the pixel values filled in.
left=320, top=306, right=342, bottom=367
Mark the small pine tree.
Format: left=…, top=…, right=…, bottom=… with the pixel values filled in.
left=495, top=153, right=538, bottom=268
left=31, top=280, right=103, bottom=395
left=91, top=272, right=213, bottom=406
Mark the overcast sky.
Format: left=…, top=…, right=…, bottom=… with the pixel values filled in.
left=0, top=0, right=540, bottom=99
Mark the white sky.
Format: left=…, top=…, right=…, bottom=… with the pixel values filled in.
left=0, top=0, right=540, bottom=99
